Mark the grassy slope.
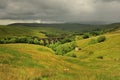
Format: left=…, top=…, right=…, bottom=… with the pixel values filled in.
left=0, top=28, right=120, bottom=80
left=1, top=29, right=120, bottom=80
left=74, top=29, right=120, bottom=60
left=0, top=44, right=99, bottom=80
left=0, top=25, right=47, bottom=38
left=9, top=23, right=100, bottom=32
left=0, top=25, right=66, bottom=38
left=8, top=23, right=113, bottom=32
left=66, top=29, right=120, bottom=80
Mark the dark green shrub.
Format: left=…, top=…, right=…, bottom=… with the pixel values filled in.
left=16, top=37, right=27, bottom=43
left=71, top=54, right=77, bottom=58
left=82, top=33, right=90, bottom=39
left=97, top=56, right=103, bottom=59
left=88, top=51, right=94, bottom=55
left=97, top=36, right=106, bottom=43
left=55, top=42, right=76, bottom=55
left=69, top=53, right=77, bottom=58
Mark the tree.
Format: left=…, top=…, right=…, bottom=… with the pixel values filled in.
left=17, top=37, right=27, bottom=43
left=34, top=38, right=39, bottom=44
left=8, top=38, right=17, bottom=43
left=45, top=39, right=49, bottom=45
left=39, top=40, right=44, bottom=45
left=27, top=38, right=34, bottom=44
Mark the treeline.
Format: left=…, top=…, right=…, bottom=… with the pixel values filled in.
left=0, top=36, right=56, bottom=45
left=0, top=36, right=77, bottom=56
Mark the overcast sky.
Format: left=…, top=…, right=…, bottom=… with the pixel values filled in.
left=0, top=0, right=120, bottom=25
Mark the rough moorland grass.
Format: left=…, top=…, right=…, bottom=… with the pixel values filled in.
left=0, top=29, right=120, bottom=80
left=0, top=47, right=44, bottom=68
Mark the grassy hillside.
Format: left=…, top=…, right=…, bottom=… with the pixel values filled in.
left=0, top=25, right=67, bottom=38
left=0, top=24, right=120, bottom=80
left=71, top=29, right=120, bottom=60
left=0, top=28, right=120, bottom=80
left=0, top=25, right=46, bottom=38
left=1, top=23, right=120, bottom=38
left=9, top=23, right=120, bottom=32
left=8, top=23, right=106, bottom=32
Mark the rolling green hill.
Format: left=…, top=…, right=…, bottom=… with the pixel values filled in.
left=8, top=23, right=120, bottom=32
left=0, top=28, right=120, bottom=80
left=1, top=23, right=120, bottom=39
left=71, top=28, right=120, bottom=60
left=0, top=25, right=67, bottom=38
left=0, top=23, right=120, bottom=80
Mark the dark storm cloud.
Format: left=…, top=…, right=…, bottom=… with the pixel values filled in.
left=100, top=0, right=120, bottom=2
left=0, top=0, right=7, bottom=9
left=0, top=0, right=120, bottom=24
left=0, top=0, right=71, bottom=21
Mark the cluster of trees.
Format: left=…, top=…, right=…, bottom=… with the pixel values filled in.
left=0, top=36, right=77, bottom=56
left=49, top=41, right=76, bottom=55
left=0, top=36, right=54, bottom=45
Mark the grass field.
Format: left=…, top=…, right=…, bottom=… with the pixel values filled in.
left=0, top=28, right=120, bottom=80
left=0, top=24, right=120, bottom=80
left=0, top=25, right=67, bottom=38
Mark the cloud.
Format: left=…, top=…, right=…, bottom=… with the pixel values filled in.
left=99, top=0, right=120, bottom=2
left=0, top=0, right=120, bottom=24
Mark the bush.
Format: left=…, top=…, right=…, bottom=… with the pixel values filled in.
left=82, top=33, right=90, bottom=39
left=55, top=42, right=76, bottom=55
left=97, top=36, right=106, bottom=43
left=97, top=56, right=103, bottom=59
left=71, top=54, right=77, bottom=58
